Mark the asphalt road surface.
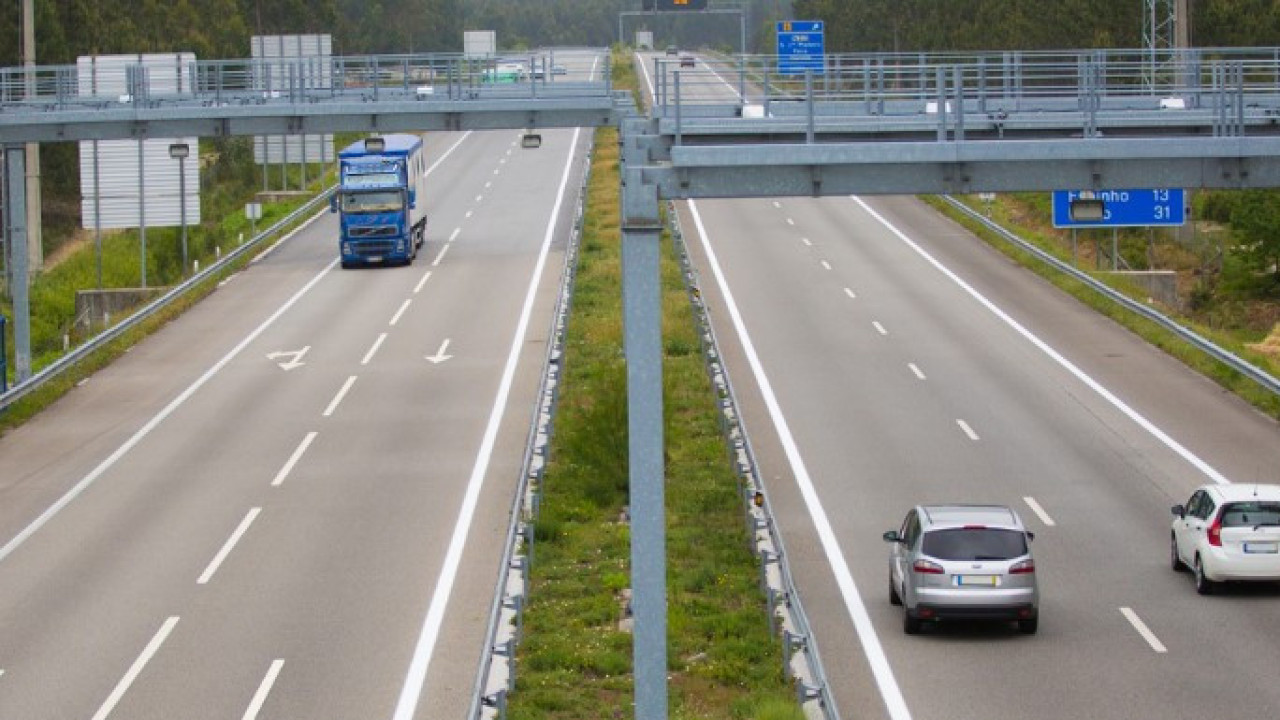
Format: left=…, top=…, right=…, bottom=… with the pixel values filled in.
left=0, top=111, right=593, bottom=719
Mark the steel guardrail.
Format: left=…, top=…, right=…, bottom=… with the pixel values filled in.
left=467, top=135, right=594, bottom=720
left=0, top=189, right=333, bottom=414
left=941, top=195, right=1280, bottom=399
left=668, top=203, right=842, bottom=720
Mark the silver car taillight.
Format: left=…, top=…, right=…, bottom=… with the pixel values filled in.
left=1009, top=559, right=1036, bottom=575
left=912, top=559, right=945, bottom=574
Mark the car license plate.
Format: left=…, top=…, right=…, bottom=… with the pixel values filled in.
left=957, top=575, right=998, bottom=586
left=367, top=256, right=382, bottom=263
left=1243, top=542, right=1278, bottom=554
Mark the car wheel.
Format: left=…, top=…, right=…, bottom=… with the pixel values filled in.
left=889, top=572, right=902, bottom=606
left=1018, top=617, right=1038, bottom=635
left=1194, top=555, right=1216, bottom=595
left=903, top=611, right=922, bottom=635
left=1170, top=534, right=1187, bottom=572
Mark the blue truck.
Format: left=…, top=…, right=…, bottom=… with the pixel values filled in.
left=333, top=135, right=428, bottom=268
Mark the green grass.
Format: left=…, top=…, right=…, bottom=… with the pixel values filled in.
left=925, top=195, right=1280, bottom=421
left=505, top=50, right=803, bottom=720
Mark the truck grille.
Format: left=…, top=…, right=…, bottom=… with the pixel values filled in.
left=352, top=240, right=397, bottom=256
left=349, top=225, right=398, bottom=238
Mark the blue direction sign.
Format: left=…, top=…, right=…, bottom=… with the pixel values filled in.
left=1052, top=189, right=1185, bottom=228
left=777, top=20, right=824, bottom=76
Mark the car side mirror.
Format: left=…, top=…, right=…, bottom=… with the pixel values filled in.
left=882, top=530, right=902, bottom=543
left=1171, top=504, right=1186, bottom=519
left=407, top=189, right=416, bottom=210
left=329, top=195, right=338, bottom=213
left=1026, top=531, right=1036, bottom=542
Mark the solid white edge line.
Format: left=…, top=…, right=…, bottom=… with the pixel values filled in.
left=90, top=616, right=180, bottom=720
left=957, top=419, right=980, bottom=441
left=908, top=363, right=926, bottom=380
left=271, top=431, right=318, bottom=487
left=431, top=244, right=451, bottom=267
left=197, top=507, right=262, bottom=585
left=1120, top=607, right=1168, bottom=653
left=322, top=376, right=357, bottom=418
left=850, top=196, right=1233, bottom=486
left=241, top=659, right=285, bottom=720
left=391, top=125, right=584, bottom=720
left=636, top=50, right=657, bottom=102
left=414, top=270, right=433, bottom=295
left=389, top=299, right=413, bottom=326
left=0, top=256, right=339, bottom=566
left=688, top=199, right=913, bottom=720
left=1023, top=496, right=1057, bottom=527
left=425, top=132, right=472, bottom=178
left=362, top=333, right=389, bottom=366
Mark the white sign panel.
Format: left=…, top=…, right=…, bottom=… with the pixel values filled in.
left=77, top=54, right=201, bottom=229
left=251, top=35, right=334, bottom=165
left=464, top=30, right=497, bottom=58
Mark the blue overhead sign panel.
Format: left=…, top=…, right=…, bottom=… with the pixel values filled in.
left=1052, top=189, right=1186, bottom=228
left=777, top=20, right=824, bottom=76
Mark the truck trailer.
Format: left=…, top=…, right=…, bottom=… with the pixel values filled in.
left=333, top=134, right=427, bottom=268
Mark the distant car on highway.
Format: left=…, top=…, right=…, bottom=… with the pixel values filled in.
left=552, top=64, right=567, bottom=76
left=680, top=54, right=695, bottom=68
left=1171, top=483, right=1280, bottom=594
left=665, top=45, right=679, bottom=56
left=884, top=504, right=1039, bottom=635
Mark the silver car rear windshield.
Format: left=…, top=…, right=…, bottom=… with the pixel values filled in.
left=1220, top=502, right=1280, bottom=528
left=922, top=528, right=1028, bottom=561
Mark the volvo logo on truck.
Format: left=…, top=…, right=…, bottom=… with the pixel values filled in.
left=332, top=134, right=428, bottom=268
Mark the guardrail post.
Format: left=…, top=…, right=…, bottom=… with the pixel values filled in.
left=1, top=314, right=7, bottom=393
left=805, top=70, right=815, bottom=144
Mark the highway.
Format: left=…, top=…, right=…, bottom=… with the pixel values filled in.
left=0, top=59, right=595, bottom=718
left=651, top=52, right=1280, bottom=719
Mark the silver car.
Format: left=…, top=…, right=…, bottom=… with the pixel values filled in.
left=883, top=504, right=1040, bottom=634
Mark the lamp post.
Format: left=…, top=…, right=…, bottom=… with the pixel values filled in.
left=169, top=143, right=190, bottom=276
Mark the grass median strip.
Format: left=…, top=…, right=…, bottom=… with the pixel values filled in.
left=506, top=87, right=802, bottom=720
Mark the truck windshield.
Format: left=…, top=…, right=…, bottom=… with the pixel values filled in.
left=340, top=190, right=402, bottom=213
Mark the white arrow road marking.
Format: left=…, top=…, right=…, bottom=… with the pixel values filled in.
left=91, top=617, right=180, bottom=720
left=266, top=346, right=310, bottom=371
left=425, top=339, right=453, bottom=364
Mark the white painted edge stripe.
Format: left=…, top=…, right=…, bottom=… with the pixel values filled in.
left=389, top=299, right=412, bottom=326
left=391, top=125, right=584, bottom=720
left=688, top=199, right=912, bottom=720
left=198, top=507, right=261, bottom=585
left=431, top=244, right=451, bottom=267
left=362, top=333, right=388, bottom=366
left=850, top=196, right=1232, bottom=486
left=0, top=256, right=338, bottom=566
left=90, top=616, right=179, bottom=720
left=241, top=659, right=285, bottom=720
left=414, top=270, right=433, bottom=295
left=1120, top=607, right=1168, bottom=653
left=448, top=227, right=461, bottom=243
left=908, top=363, right=926, bottom=380
left=271, top=432, right=317, bottom=488
left=956, top=419, right=980, bottom=441
left=323, top=376, right=357, bottom=418
left=1023, top=496, right=1056, bottom=527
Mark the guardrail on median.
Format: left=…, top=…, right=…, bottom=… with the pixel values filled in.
left=669, top=203, right=842, bottom=720
left=941, top=195, right=1280, bottom=400
left=467, top=137, right=593, bottom=720
left=0, top=189, right=333, bottom=415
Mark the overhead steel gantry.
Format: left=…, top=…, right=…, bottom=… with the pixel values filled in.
left=6, top=45, right=1280, bottom=720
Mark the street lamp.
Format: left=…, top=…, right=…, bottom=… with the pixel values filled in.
left=169, top=142, right=190, bottom=276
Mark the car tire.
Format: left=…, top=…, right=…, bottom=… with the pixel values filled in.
left=889, top=573, right=902, bottom=606
left=1170, top=534, right=1187, bottom=572
left=903, top=611, right=922, bottom=635
left=1194, top=555, right=1216, bottom=595
left=1018, top=617, right=1038, bottom=635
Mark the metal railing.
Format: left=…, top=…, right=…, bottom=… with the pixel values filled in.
left=942, top=195, right=1280, bottom=399
left=467, top=137, right=594, bottom=720
left=0, top=190, right=333, bottom=414
left=669, top=203, right=841, bottom=720
left=0, top=50, right=613, bottom=113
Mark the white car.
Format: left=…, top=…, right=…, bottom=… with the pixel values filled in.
left=1171, top=483, right=1280, bottom=594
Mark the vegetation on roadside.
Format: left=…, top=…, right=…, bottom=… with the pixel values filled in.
left=927, top=193, right=1280, bottom=421
left=505, top=51, right=802, bottom=720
